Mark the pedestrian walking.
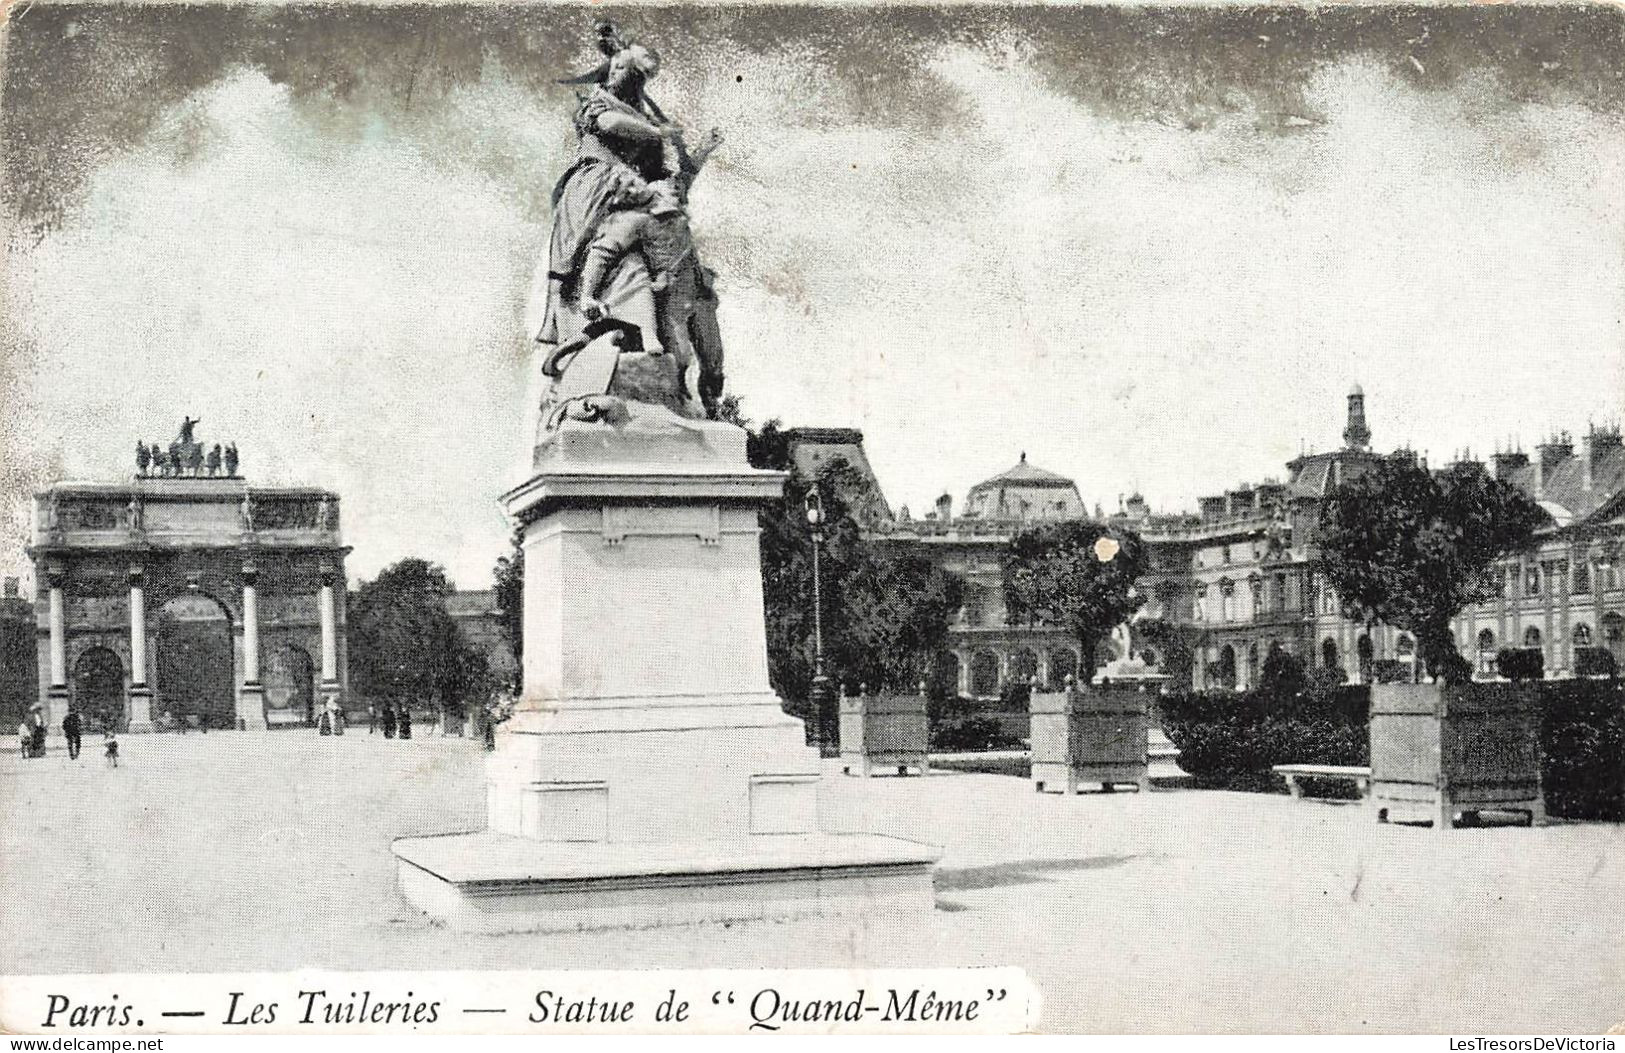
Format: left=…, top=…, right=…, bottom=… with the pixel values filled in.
left=398, top=704, right=412, bottom=741
left=367, top=703, right=376, bottom=735
left=29, top=717, right=45, bottom=759
left=381, top=703, right=396, bottom=739
left=16, top=719, right=28, bottom=758
left=63, top=710, right=82, bottom=760
left=104, top=730, right=119, bottom=768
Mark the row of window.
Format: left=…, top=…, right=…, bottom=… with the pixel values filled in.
left=1506, top=560, right=1622, bottom=597
left=1473, top=619, right=1622, bottom=650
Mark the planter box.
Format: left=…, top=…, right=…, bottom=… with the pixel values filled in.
left=1030, top=683, right=1149, bottom=794
left=1370, top=682, right=1544, bottom=830
left=839, top=687, right=928, bottom=777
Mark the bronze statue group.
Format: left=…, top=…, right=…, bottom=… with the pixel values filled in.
left=536, top=20, right=729, bottom=421
left=133, top=418, right=241, bottom=479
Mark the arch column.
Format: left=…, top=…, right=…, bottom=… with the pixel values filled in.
left=954, top=650, right=969, bottom=697
left=45, top=563, right=69, bottom=731
left=1036, top=649, right=1051, bottom=689
left=318, top=561, right=343, bottom=712
left=236, top=562, right=267, bottom=730
left=127, top=566, right=153, bottom=732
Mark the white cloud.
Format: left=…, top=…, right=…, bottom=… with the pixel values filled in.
left=4, top=48, right=1622, bottom=586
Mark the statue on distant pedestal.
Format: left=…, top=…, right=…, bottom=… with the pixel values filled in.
left=186, top=442, right=204, bottom=476
left=224, top=443, right=239, bottom=477
left=533, top=20, right=730, bottom=428
left=206, top=444, right=222, bottom=477
left=179, top=416, right=200, bottom=445
left=135, top=441, right=150, bottom=476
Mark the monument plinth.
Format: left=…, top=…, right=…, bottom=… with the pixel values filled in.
left=393, top=407, right=939, bottom=934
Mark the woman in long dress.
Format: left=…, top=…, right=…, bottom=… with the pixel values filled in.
left=536, top=43, right=676, bottom=358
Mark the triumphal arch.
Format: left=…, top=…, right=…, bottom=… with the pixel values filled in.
left=27, top=423, right=350, bottom=732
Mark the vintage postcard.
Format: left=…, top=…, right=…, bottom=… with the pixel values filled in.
left=1, top=0, right=1622, bottom=1038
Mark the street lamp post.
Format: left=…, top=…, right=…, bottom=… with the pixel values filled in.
left=805, top=490, right=835, bottom=755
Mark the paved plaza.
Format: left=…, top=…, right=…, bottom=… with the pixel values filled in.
left=1, top=733, right=1620, bottom=1033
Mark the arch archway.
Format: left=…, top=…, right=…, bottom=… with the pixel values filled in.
left=155, top=593, right=235, bottom=730
left=969, top=651, right=1000, bottom=697
left=72, top=647, right=124, bottom=731
left=1603, top=612, right=1624, bottom=663
left=264, top=643, right=316, bottom=726
left=1321, top=638, right=1339, bottom=672
left=1523, top=626, right=1543, bottom=648
left=1008, top=648, right=1039, bottom=686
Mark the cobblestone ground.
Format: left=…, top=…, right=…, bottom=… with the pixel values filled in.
left=2, top=733, right=1620, bottom=1032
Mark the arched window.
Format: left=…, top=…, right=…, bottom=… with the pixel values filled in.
left=1526, top=566, right=1542, bottom=596
left=1215, top=645, right=1237, bottom=689
left=1477, top=629, right=1496, bottom=651
left=1523, top=626, right=1543, bottom=648
left=1604, top=612, right=1625, bottom=644
left=1321, top=638, right=1339, bottom=671
left=1573, top=624, right=1592, bottom=646
left=1396, top=635, right=1415, bottom=657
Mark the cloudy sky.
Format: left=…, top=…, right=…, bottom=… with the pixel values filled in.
left=2, top=3, right=1622, bottom=589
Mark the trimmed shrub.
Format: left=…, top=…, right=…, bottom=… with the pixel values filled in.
left=1370, top=659, right=1411, bottom=684
left=1574, top=647, right=1619, bottom=678
left=1541, top=679, right=1625, bottom=821
left=1159, top=686, right=1369, bottom=796
left=1498, top=647, right=1545, bottom=681
left=927, top=693, right=1023, bottom=752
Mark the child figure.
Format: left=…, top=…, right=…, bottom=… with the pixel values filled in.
left=576, top=129, right=727, bottom=417
left=104, top=730, right=119, bottom=769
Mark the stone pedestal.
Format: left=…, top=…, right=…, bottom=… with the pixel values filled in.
left=45, top=684, right=70, bottom=736
left=128, top=685, right=154, bottom=733
left=393, top=406, right=938, bottom=933
left=236, top=683, right=268, bottom=731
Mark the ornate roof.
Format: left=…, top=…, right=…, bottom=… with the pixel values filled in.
left=968, top=453, right=1077, bottom=493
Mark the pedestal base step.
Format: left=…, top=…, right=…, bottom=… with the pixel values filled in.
left=393, top=830, right=940, bottom=934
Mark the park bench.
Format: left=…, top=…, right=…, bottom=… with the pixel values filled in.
left=1272, top=763, right=1372, bottom=799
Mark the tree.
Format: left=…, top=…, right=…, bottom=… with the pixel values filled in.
left=1258, top=644, right=1307, bottom=700
left=735, top=403, right=963, bottom=710
left=492, top=527, right=524, bottom=681
left=1001, top=520, right=1146, bottom=683
left=1136, top=617, right=1207, bottom=689
left=1316, top=453, right=1547, bottom=684
left=348, top=558, right=491, bottom=720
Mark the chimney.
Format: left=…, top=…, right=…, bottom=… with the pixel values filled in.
left=1492, top=448, right=1529, bottom=481
left=934, top=492, right=952, bottom=522
left=1534, top=432, right=1572, bottom=497
left=1343, top=384, right=1371, bottom=451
